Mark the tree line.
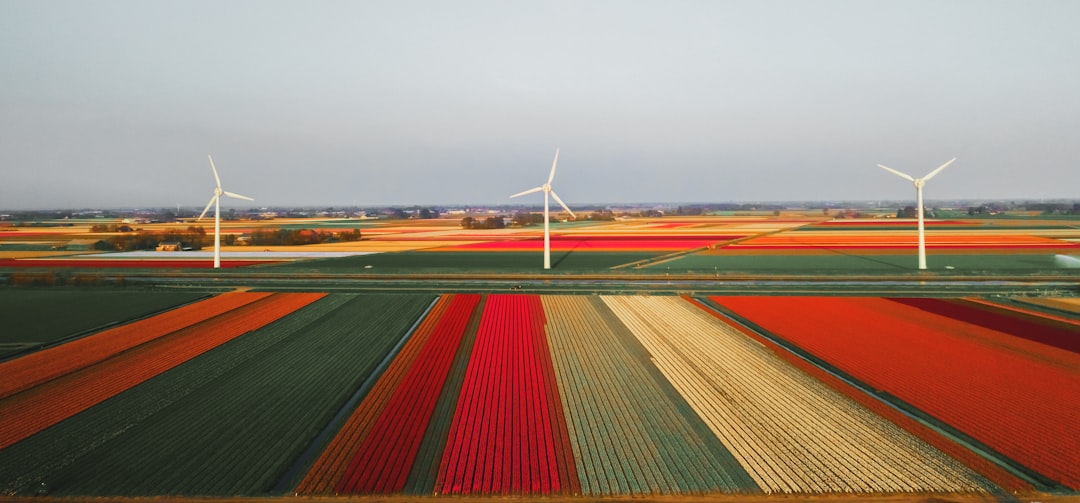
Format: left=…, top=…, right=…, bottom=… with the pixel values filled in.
left=86, top=226, right=362, bottom=251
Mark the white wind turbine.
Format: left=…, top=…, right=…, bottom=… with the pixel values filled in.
left=877, top=158, right=956, bottom=270
left=198, top=154, right=254, bottom=269
left=510, top=148, right=575, bottom=270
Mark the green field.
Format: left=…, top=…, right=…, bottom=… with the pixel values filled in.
left=261, top=250, right=662, bottom=274
left=0, top=243, right=60, bottom=251
left=649, top=253, right=1080, bottom=275
left=0, top=290, right=206, bottom=359
left=0, top=294, right=435, bottom=496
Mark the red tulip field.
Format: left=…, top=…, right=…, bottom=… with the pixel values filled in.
left=2, top=291, right=1077, bottom=497
left=437, top=235, right=742, bottom=253
left=710, top=296, right=1080, bottom=490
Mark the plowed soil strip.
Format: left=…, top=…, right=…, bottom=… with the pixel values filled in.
left=0, top=293, right=323, bottom=450
left=602, top=296, right=992, bottom=494
left=0, top=292, right=271, bottom=398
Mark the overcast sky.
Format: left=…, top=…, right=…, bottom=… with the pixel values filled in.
left=2, top=0, right=1078, bottom=210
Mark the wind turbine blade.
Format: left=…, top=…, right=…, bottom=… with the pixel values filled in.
left=208, top=154, right=222, bottom=188
left=877, top=164, right=915, bottom=182
left=510, top=186, right=543, bottom=198
left=197, top=195, right=217, bottom=220
left=922, top=157, right=956, bottom=182
left=550, top=190, right=575, bottom=218
left=547, top=148, right=560, bottom=185
left=223, top=191, right=254, bottom=201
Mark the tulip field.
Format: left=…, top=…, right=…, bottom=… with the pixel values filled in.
left=434, top=235, right=742, bottom=252
left=0, top=289, right=206, bottom=358
left=710, top=296, right=1080, bottom=490
left=2, top=289, right=1078, bottom=497
left=0, top=293, right=434, bottom=495
left=600, top=296, right=989, bottom=493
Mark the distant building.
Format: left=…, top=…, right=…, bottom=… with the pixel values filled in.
left=155, top=241, right=183, bottom=252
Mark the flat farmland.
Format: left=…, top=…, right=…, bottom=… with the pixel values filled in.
left=262, top=250, right=662, bottom=274
left=3, top=215, right=1079, bottom=278
left=2, top=215, right=1079, bottom=500
left=0, top=290, right=206, bottom=359
left=709, top=296, right=1080, bottom=490
left=4, top=290, right=1077, bottom=498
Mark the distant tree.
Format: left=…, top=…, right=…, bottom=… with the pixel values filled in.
left=337, top=229, right=362, bottom=241
left=248, top=228, right=340, bottom=246
left=384, top=208, right=407, bottom=220
left=483, top=216, right=505, bottom=229
left=460, top=216, right=476, bottom=229
left=512, top=212, right=534, bottom=227
left=107, top=225, right=208, bottom=251
left=898, top=206, right=917, bottom=218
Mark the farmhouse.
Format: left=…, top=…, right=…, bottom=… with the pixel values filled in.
left=155, top=241, right=183, bottom=252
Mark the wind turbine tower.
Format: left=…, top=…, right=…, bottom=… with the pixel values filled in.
left=877, top=158, right=956, bottom=270
left=510, top=149, right=576, bottom=270
left=198, top=155, right=254, bottom=269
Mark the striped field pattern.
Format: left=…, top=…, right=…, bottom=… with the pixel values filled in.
left=541, top=295, right=755, bottom=494
left=8, top=292, right=1067, bottom=497
left=711, top=296, right=1080, bottom=490
left=0, top=291, right=271, bottom=398
left=602, top=296, right=993, bottom=493
left=297, top=295, right=456, bottom=494
left=434, top=294, right=579, bottom=495
left=0, top=293, right=323, bottom=450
